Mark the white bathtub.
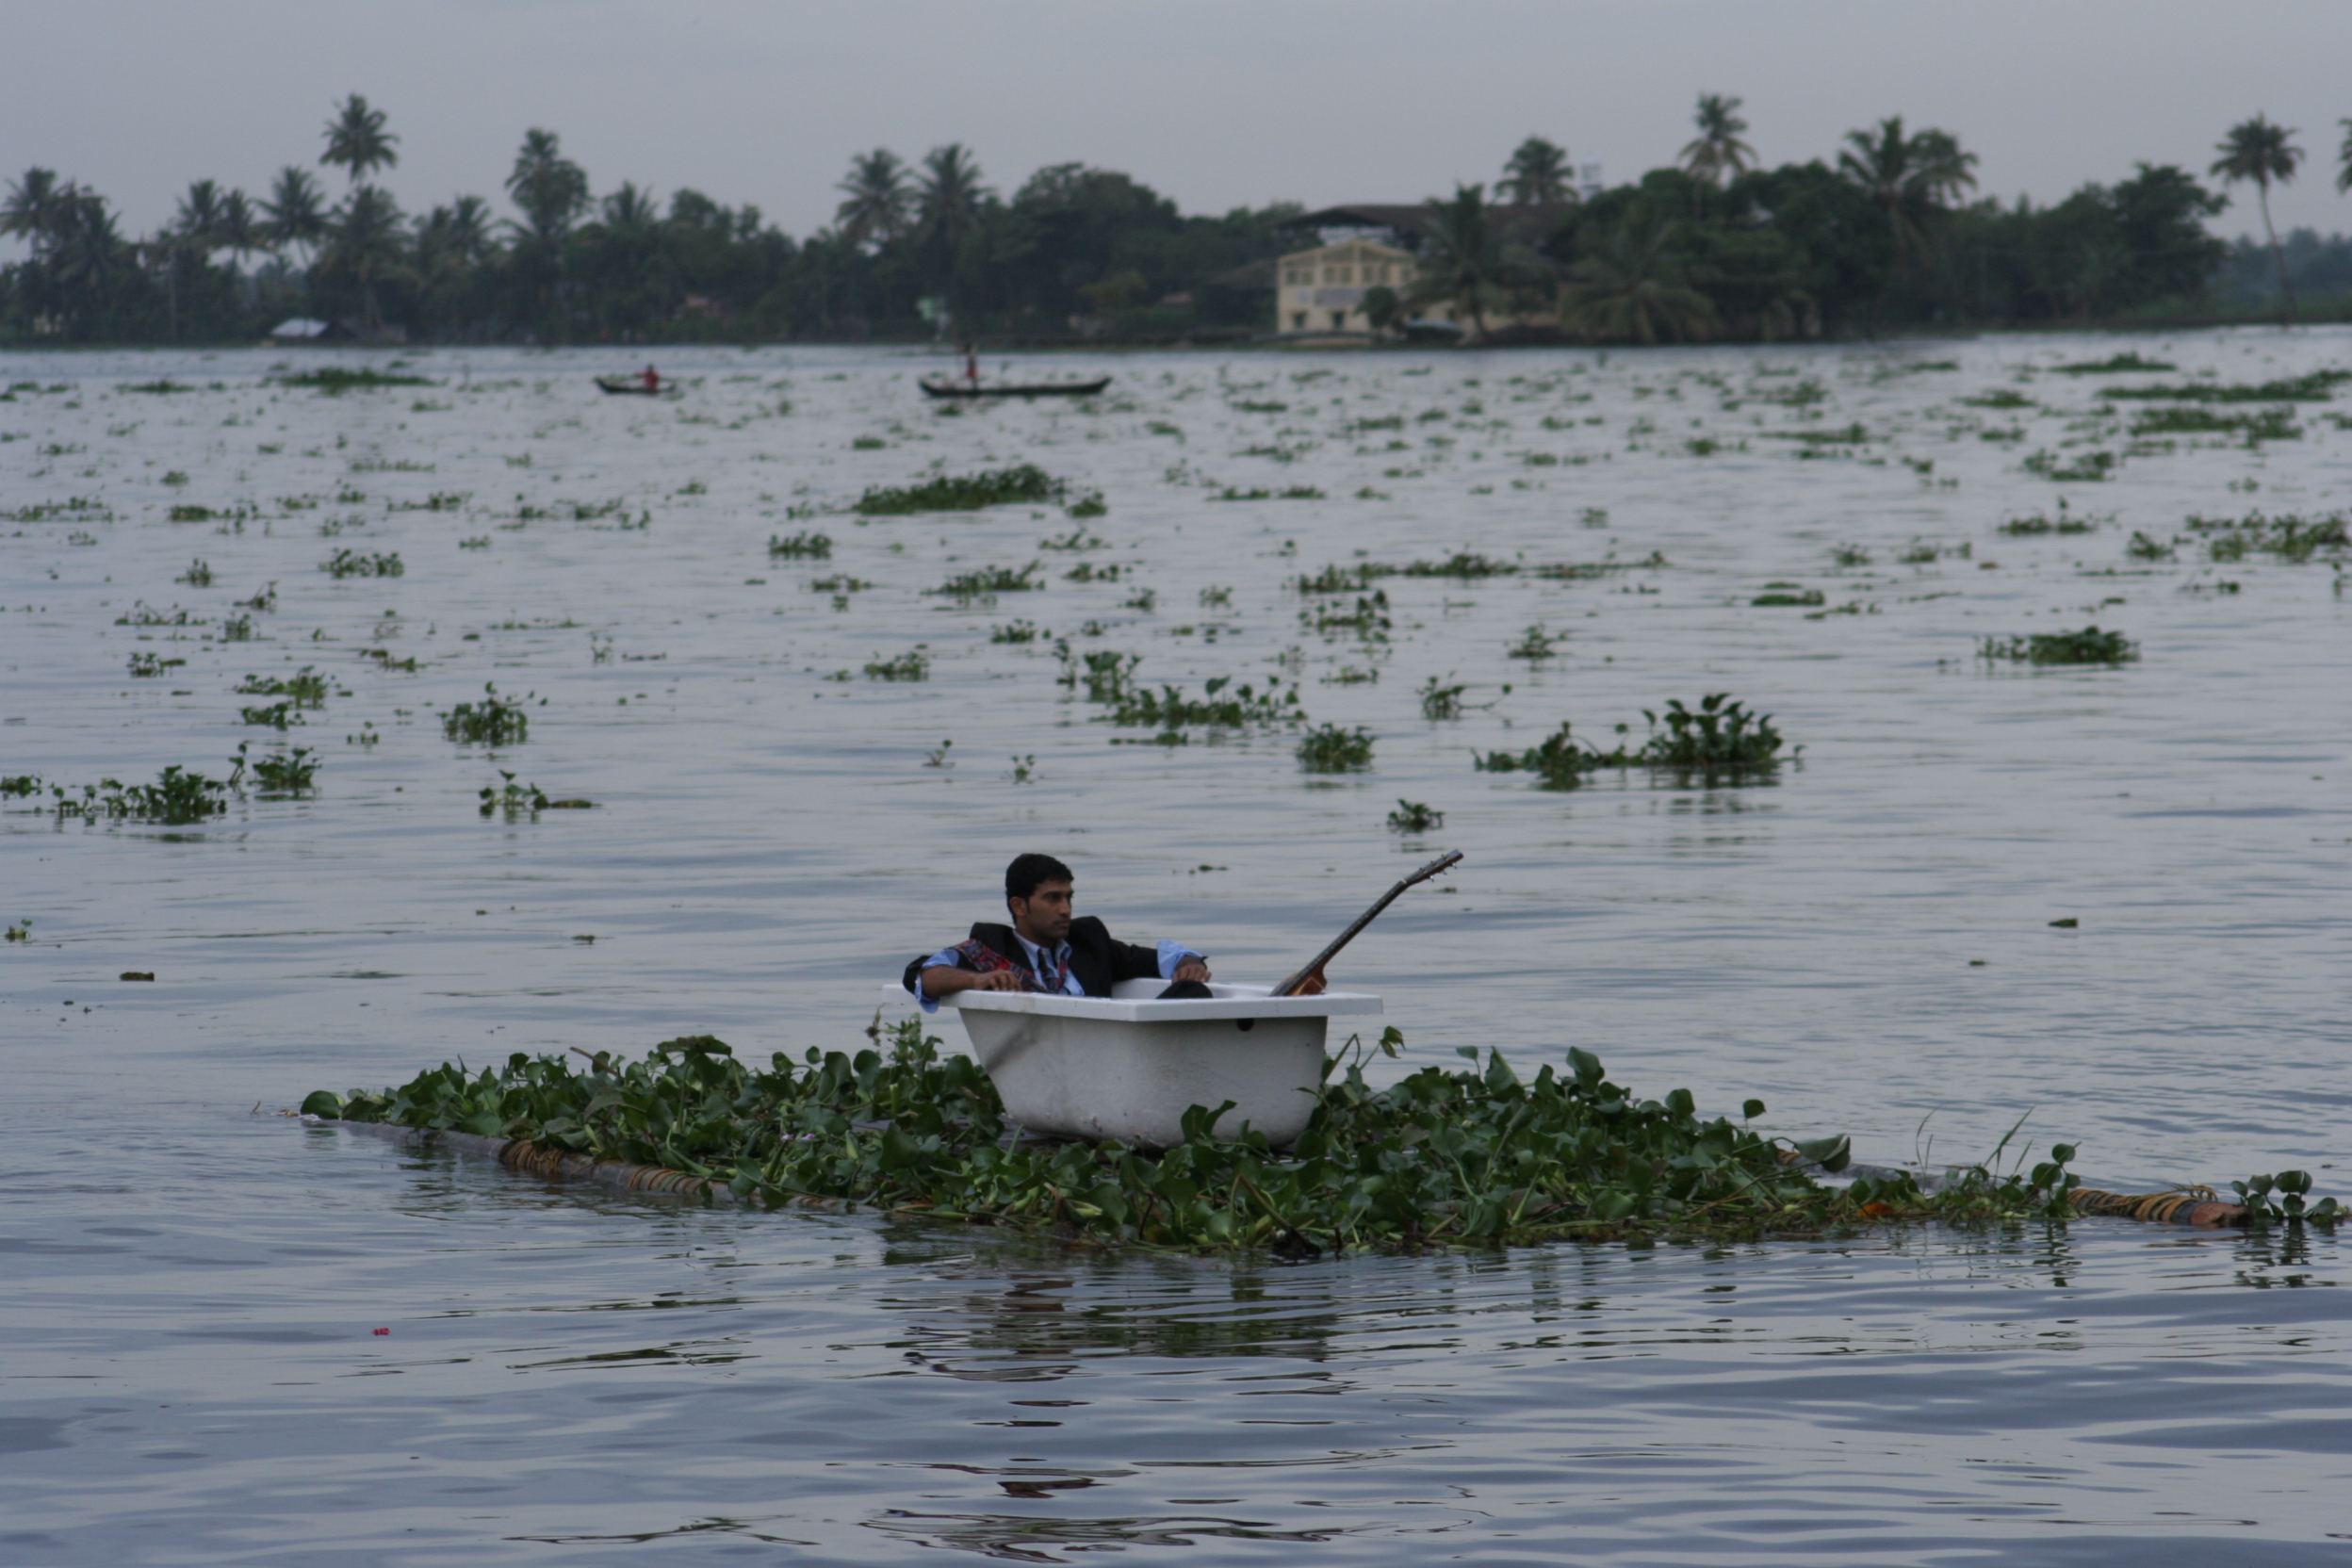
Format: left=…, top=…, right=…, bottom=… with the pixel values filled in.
left=882, top=980, right=1382, bottom=1149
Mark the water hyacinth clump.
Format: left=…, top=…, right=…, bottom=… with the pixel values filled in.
left=239, top=743, right=320, bottom=796
left=300, top=1022, right=2211, bottom=1254
left=49, top=765, right=234, bottom=825
left=1478, top=696, right=1787, bottom=787
left=1639, top=695, right=1787, bottom=773
left=1476, top=722, right=1607, bottom=789
left=864, top=648, right=930, bottom=681
left=322, top=548, right=403, bottom=580
left=2101, top=369, right=2350, bottom=402
left=1387, top=799, right=1444, bottom=832
left=1980, top=626, right=2139, bottom=665
left=2054, top=352, right=2175, bottom=375
left=236, top=667, right=332, bottom=707
left=441, top=683, right=533, bottom=744
left=766, top=530, right=833, bottom=560
left=273, top=367, right=434, bottom=393
left=930, top=563, right=1042, bottom=600
left=2131, top=405, right=2300, bottom=442
left=2000, top=510, right=2096, bottom=536
left=854, top=464, right=1064, bottom=515
left=2184, top=509, right=2349, bottom=564
left=1297, top=724, right=1374, bottom=773
left=1418, top=677, right=1469, bottom=720
left=1105, top=676, right=1304, bottom=735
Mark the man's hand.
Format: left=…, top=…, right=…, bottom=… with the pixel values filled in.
left=1174, top=958, right=1212, bottom=984
left=922, top=966, right=1021, bottom=998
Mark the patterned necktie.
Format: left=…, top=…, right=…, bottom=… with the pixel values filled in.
left=1028, top=941, right=1070, bottom=994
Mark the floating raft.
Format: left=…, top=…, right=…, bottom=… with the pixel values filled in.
left=316, top=1119, right=2251, bottom=1227
left=2068, top=1185, right=2246, bottom=1226
left=319, top=1117, right=744, bottom=1204
left=1844, top=1161, right=2247, bottom=1227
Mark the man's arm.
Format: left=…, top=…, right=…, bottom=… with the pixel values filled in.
left=920, top=965, right=1021, bottom=998
left=1105, top=936, right=1210, bottom=984
left=906, top=943, right=1021, bottom=1013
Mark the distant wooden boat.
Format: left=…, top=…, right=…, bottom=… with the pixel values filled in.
left=920, top=375, right=1111, bottom=400
left=596, top=374, right=674, bottom=396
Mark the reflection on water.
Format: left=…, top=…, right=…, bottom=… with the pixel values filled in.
left=4, top=335, right=2349, bottom=1562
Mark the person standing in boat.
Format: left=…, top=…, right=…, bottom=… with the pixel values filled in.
left=905, top=853, right=1211, bottom=1010
left=641, top=364, right=660, bottom=392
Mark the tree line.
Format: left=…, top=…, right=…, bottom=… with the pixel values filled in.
left=5, top=94, right=2350, bottom=347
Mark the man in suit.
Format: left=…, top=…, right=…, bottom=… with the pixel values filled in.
left=905, top=853, right=1211, bottom=1010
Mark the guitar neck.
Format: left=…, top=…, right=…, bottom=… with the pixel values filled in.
left=1271, top=850, right=1462, bottom=996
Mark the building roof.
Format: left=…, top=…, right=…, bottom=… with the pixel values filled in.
left=1205, top=256, right=1278, bottom=293
left=1298, top=202, right=1577, bottom=249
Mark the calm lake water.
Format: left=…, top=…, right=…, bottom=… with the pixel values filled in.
left=3, top=334, right=2347, bottom=1563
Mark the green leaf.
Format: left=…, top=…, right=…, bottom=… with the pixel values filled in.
left=1794, top=1135, right=1852, bottom=1174
left=300, top=1089, right=343, bottom=1119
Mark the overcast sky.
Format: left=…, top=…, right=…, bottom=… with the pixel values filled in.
left=7, top=0, right=2349, bottom=253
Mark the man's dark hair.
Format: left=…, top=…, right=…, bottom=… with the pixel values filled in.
left=1006, top=852, right=1073, bottom=905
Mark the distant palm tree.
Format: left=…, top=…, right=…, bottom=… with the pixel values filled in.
left=2212, top=115, right=2304, bottom=314
left=416, top=195, right=496, bottom=268
left=2, top=167, right=69, bottom=256
left=2338, top=117, right=2352, bottom=194
left=173, top=179, right=226, bottom=250
left=836, top=149, right=911, bottom=249
left=216, top=189, right=263, bottom=267
left=1680, top=95, right=1756, bottom=188
left=506, top=128, right=590, bottom=240
left=262, top=166, right=329, bottom=262
left=438, top=194, right=495, bottom=262
left=913, top=143, right=990, bottom=249
left=24, top=184, right=128, bottom=336
left=601, top=181, right=660, bottom=230
left=321, top=184, right=408, bottom=329
left=1403, top=184, right=1544, bottom=339
left=1837, top=116, right=1978, bottom=266
left=320, top=94, right=399, bottom=185
left=1559, top=210, right=1718, bottom=344
left=1498, top=137, right=1571, bottom=205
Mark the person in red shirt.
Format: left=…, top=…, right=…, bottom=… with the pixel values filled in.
left=641, top=365, right=660, bottom=392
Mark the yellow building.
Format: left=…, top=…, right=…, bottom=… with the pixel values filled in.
left=1276, top=239, right=1420, bottom=335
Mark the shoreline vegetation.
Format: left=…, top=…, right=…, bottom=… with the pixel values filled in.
left=301, top=1021, right=2341, bottom=1255
left=6, top=96, right=2349, bottom=350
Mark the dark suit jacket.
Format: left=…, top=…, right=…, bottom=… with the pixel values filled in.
left=903, top=916, right=1169, bottom=999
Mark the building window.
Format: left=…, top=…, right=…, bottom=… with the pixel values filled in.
left=1291, top=311, right=1307, bottom=330
left=1331, top=310, right=1348, bottom=331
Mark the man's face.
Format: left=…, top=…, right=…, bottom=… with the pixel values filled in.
left=1009, top=879, right=1074, bottom=945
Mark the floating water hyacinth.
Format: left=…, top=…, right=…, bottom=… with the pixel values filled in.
left=1296, top=724, right=1373, bottom=773
left=301, top=1022, right=2341, bottom=1255
left=441, top=684, right=532, bottom=744
left=854, top=464, right=1064, bottom=515
left=1979, top=626, right=2138, bottom=665
left=1478, top=696, right=1786, bottom=788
